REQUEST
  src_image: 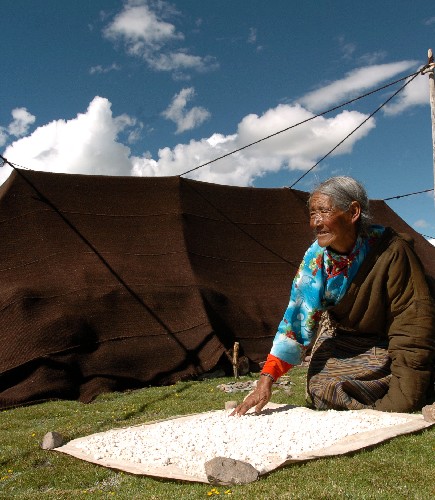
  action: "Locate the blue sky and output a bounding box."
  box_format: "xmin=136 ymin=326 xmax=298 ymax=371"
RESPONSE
xmin=1 ymin=0 xmax=435 ymax=242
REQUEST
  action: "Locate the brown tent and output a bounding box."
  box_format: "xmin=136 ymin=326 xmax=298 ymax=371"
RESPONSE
xmin=1 ymin=169 xmax=434 ymax=408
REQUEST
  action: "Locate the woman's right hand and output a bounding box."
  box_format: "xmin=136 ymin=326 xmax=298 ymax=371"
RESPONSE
xmin=230 ymin=375 xmax=273 ymax=416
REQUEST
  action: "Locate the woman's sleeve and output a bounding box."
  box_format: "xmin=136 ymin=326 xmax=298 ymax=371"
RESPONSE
xmin=374 ymin=241 xmax=435 ymax=412
xmin=262 ymin=244 xmax=324 ymax=380
xmin=260 ymin=284 xmax=304 ymax=380
xmin=261 ymin=353 xmax=293 ymax=381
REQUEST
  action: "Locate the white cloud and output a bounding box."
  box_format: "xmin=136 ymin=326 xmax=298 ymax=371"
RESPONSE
xmin=299 ymin=61 xmax=419 ymax=112
xmin=8 ymin=107 xmax=36 ymax=137
xmin=0 ymin=107 xmax=36 ymax=148
xmin=415 ymin=222 xmax=435 ymax=247
xmin=247 ymin=27 xmax=263 ymax=52
xmin=104 ymin=1 xmax=183 ymax=51
xmin=248 ymin=28 xmax=257 ymax=44
xmin=383 ymin=75 xmax=429 ymax=115
xmin=5 ymin=60 xmax=429 ymax=188
xmin=1 ymin=97 xmax=138 ymax=185
xmin=1 ymin=96 xmax=375 ymax=188
xmin=133 ymin=103 xmax=374 ymax=185
xmin=0 ymin=128 xmax=8 ymax=147
xmin=103 ymin=0 xmax=217 ymax=73
xmin=89 ymin=63 xmax=121 ymax=74
xmin=162 ymin=87 xmax=211 ymax=134
xmin=358 ymin=51 xmax=387 ymax=66
xmin=149 ymin=52 xmax=218 ymax=73
xmin=414 ymin=219 xmax=429 ymax=228
xmin=337 ymin=36 xmax=356 ymax=60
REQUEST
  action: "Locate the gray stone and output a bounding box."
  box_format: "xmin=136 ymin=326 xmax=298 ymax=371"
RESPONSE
xmin=224 ymin=400 xmax=238 ymax=410
xmin=422 ymin=404 xmax=435 ymax=422
xmin=41 ymin=431 xmax=64 ymax=450
xmin=204 ymin=456 xmax=259 ymax=485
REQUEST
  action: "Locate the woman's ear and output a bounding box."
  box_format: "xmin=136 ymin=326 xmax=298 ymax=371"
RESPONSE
xmin=349 ymin=201 xmax=361 ymax=224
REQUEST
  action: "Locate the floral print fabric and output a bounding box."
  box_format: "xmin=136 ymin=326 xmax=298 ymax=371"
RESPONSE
xmin=270 ymin=225 xmax=385 ymax=366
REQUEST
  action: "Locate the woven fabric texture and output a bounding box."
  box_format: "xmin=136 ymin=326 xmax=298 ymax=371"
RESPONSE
xmin=1 ymin=169 xmax=434 ymax=408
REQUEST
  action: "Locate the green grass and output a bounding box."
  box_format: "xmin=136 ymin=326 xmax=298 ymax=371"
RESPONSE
xmin=1 ymin=367 xmax=434 ymax=499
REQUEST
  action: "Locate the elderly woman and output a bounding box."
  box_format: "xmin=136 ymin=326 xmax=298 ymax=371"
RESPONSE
xmin=233 ymin=176 xmax=434 ymax=415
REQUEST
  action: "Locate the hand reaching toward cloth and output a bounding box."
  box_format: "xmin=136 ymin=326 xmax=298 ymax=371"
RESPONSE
xmin=230 ymin=375 xmax=273 ymax=416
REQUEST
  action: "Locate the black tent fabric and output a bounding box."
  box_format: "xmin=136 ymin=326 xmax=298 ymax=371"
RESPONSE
xmin=1 ymin=169 xmax=434 ymax=409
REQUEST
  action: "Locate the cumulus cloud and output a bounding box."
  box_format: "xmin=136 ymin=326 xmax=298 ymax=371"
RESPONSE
xmin=103 ymin=0 xmax=217 ymax=73
xmin=133 ymin=103 xmax=374 ymax=185
xmin=2 ymin=91 xmax=373 ymax=187
xmin=2 ymin=96 xmax=374 ymax=188
xmin=8 ymin=108 xmax=36 ymax=137
xmin=0 ymin=106 xmax=36 ymax=150
xmin=4 ymin=60 xmax=428 ymax=188
xmin=0 ymin=107 xmax=36 ymax=148
xmin=162 ymin=87 xmax=210 ymax=133
xmin=299 ymin=61 xmax=419 ymax=112
xmin=1 ymin=97 xmax=140 ymax=185
xmin=104 ymin=0 xmax=182 ymax=49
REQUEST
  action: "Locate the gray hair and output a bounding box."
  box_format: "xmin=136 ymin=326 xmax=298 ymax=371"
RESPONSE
xmin=308 ymin=176 xmax=372 ymax=236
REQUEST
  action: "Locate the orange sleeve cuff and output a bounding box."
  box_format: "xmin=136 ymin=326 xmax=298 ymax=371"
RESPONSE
xmin=261 ymin=354 xmax=293 ymax=381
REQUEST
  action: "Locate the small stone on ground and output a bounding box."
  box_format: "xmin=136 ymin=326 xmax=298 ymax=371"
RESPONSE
xmin=422 ymin=403 xmax=435 ymax=422
xmin=204 ymin=457 xmax=259 ymax=485
xmin=41 ymin=431 xmax=64 ymax=450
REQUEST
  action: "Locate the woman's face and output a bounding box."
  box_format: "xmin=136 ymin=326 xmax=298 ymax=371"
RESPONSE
xmin=309 ymin=192 xmax=360 ymax=254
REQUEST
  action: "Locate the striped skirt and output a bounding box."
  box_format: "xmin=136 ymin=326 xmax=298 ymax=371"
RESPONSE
xmin=306 ymin=312 xmax=391 ymax=410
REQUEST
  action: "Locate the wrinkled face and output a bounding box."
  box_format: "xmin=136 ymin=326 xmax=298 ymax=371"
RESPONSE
xmin=309 ymin=192 xmax=360 ymax=254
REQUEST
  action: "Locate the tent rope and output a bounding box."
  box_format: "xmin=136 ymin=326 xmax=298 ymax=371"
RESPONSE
xmin=0 ymin=65 xmax=429 ymax=199
xmin=0 ymin=157 xmax=177 ymax=334
xmin=0 ymin=156 xmax=215 ymax=365
xmin=383 ymin=188 xmax=434 ymax=200
xmin=179 ymin=68 xmax=423 ymax=178
xmin=1 ymin=64 xmax=433 ymax=246
xmin=288 ymin=71 xmax=421 ymax=188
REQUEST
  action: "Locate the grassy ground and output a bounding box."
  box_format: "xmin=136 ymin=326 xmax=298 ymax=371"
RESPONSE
xmin=1 ymin=366 xmax=434 ymax=499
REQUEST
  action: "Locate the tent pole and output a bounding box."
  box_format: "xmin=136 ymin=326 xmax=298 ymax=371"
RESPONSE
xmin=426 ymin=49 xmax=435 ymax=204
xmin=232 ymin=342 xmax=240 ymax=379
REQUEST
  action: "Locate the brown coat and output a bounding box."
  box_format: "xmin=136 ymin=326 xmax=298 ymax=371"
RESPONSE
xmin=326 ymin=227 xmax=435 ymax=412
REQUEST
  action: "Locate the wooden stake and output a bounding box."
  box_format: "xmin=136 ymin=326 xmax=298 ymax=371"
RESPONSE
xmin=427 ymin=49 xmax=435 ymax=203
xmin=232 ymin=342 xmax=239 ymax=379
